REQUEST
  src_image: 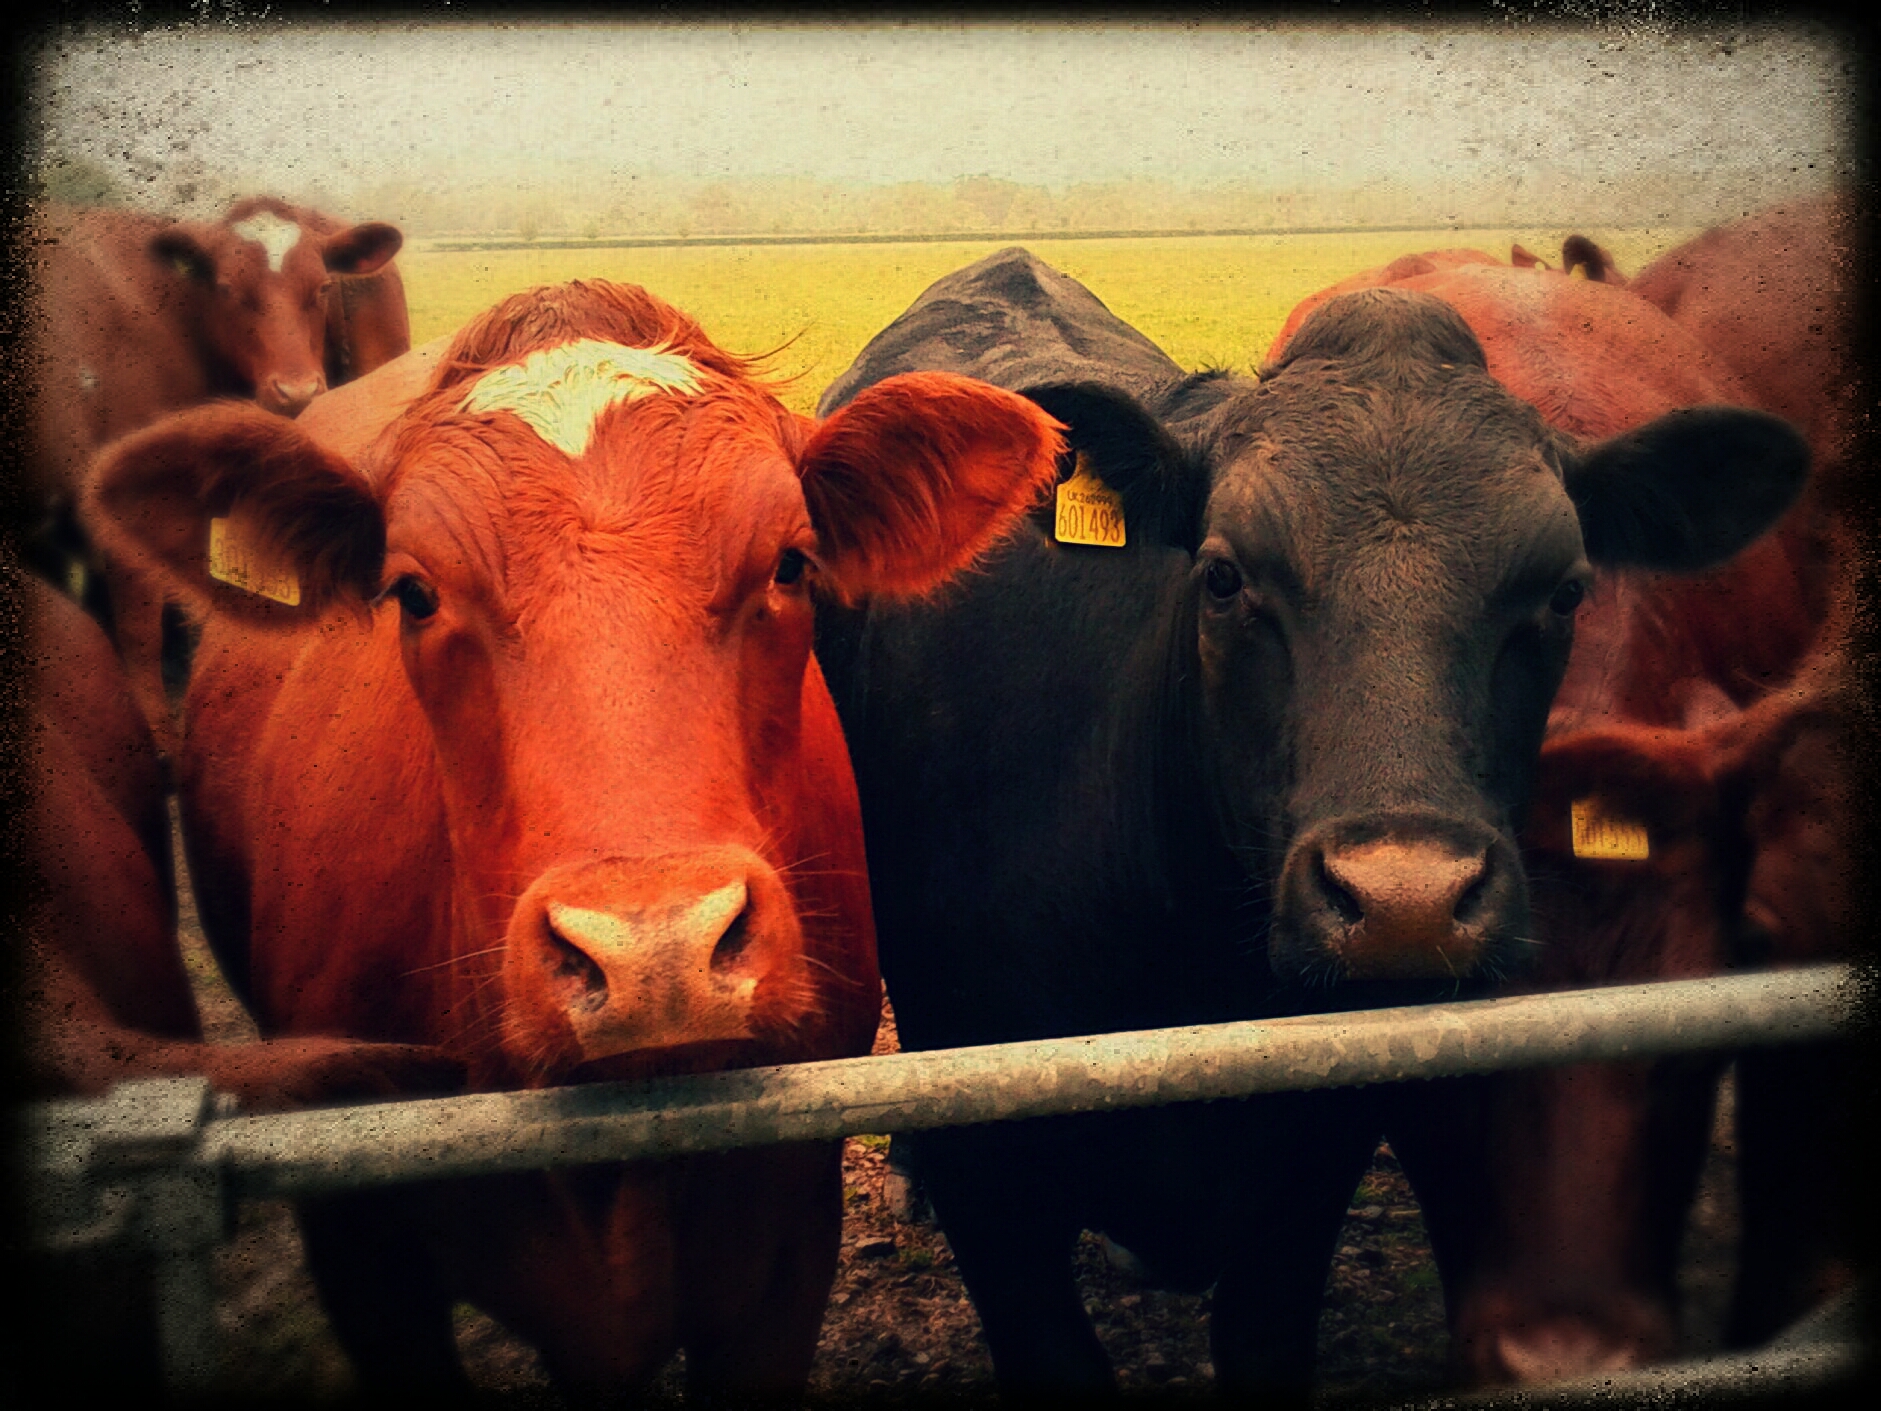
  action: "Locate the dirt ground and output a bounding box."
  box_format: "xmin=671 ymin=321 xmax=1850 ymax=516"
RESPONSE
xmin=171 ymin=809 xmax=1745 ymax=1407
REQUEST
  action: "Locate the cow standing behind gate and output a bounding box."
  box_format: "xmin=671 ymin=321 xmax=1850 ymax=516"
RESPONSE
xmin=811 ymin=246 xmax=1808 ymax=1398
xmin=21 ymin=195 xmax=409 ymax=759
xmin=1267 ymin=242 xmax=1858 ymax=1384
xmin=80 ymin=278 xmax=1064 ymax=1397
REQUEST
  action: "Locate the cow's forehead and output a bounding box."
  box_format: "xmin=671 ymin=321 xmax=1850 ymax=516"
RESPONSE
xmin=460 ymin=339 xmax=706 ymax=459
xmin=1205 ymin=387 xmax=1575 ymax=598
xmin=229 ymin=210 xmax=305 ymax=274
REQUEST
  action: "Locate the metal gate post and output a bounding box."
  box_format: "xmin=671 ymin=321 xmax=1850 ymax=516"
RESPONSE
xmin=20 ymin=1075 xmax=231 ymax=1393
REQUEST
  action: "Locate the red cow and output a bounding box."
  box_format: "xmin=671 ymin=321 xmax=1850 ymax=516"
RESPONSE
xmin=1270 ymin=256 xmax=1851 ymax=1382
xmin=82 ymin=278 xmax=1063 ymax=1397
xmin=14 ymin=568 xmax=463 ymax=1391
xmin=1393 ymin=648 xmax=1856 ymax=1384
xmin=23 ymin=195 xmax=408 ymax=757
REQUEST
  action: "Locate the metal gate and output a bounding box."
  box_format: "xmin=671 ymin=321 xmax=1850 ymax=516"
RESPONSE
xmin=17 ymin=961 xmax=1865 ymax=1403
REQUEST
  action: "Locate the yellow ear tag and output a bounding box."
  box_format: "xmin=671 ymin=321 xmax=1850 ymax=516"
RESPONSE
xmin=208 ymin=517 xmax=301 ymax=606
xmin=1570 ymin=798 xmax=1650 ymax=860
xmin=1054 ymin=452 xmax=1127 ymax=548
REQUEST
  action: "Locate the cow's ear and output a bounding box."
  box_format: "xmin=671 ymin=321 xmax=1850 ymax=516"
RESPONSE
xmin=796 ymin=371 xmax=1063 ymax=601
xmin=1019 ymin=382 xmax=1206 ymax=552
xmin=83 ymin=403 xmax=384 ymax=628
xmin=151 ymin=225 xmax=216 ymax=284
xmin=1565 ymin=407 xmax=1808 ymax=572
xmin=322 ymin=222 xmax=403 ymax=277
xmin=1561 ymin=234 xmax=1624 ymax=284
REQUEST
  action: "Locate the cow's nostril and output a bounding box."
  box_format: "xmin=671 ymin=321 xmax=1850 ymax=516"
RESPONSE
xmin=1454 ymin=865 xmax=1490 ymax=926
xmin=1317 ymin=850 xmax=1365 ymax=925
xmin=710 ymin=905 xmax=754 ymax=973
xmin=543 ymin=914 xmax=606 ymax=998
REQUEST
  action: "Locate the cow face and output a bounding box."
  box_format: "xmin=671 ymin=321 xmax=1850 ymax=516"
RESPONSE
xmin=1036 ymin=289 xmax=1806 ymax=988
xmin=1210 ymin=292 xmax=1805 ymax=985
xmin=152 ymin=199 xmax=402 ymax=416
xmin=85 ymin=281 xmax=1061 ymax=1089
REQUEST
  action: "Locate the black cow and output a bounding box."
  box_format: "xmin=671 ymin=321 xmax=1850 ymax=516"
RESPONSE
xmin=812 ymin=248 xmax=1808 ymax=1398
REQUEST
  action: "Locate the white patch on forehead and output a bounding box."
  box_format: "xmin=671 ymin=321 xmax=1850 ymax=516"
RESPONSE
xmin=230 ymin=211 xmax=304 ymax=273
xmin=460 ymin=339 xmax=705 ymax=458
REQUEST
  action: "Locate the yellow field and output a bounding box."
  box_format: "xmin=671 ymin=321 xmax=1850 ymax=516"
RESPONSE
xmin=399 ymin=228 xmax=1697 ymax=416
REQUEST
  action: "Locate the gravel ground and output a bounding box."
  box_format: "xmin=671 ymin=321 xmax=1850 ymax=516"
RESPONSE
xmin=170 ymin=806 xmax=1743 ymax=1407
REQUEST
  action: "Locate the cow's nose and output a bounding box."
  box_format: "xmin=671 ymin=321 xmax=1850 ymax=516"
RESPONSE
xmin=549 ymin=875 xmax=750 ymax=993
xmin=263 ymin=374 xmax=325 ymax=417
xmin=542 ymin=879 xmax=757 ymax=1055
xmin=1320 ymin=837 xmax=1487 ymax=962
xmin=1278 ymin=817 xmax=1525 ymax=981
xmin=1486 ymin=1312 xmax=1670 ymax=1385
xmin=505 ymin=851 xmax=800 ymax=1072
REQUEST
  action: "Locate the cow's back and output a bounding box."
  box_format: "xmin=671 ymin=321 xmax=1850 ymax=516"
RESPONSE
xmin=818 ymin=246 xmax=1185 ymax=414
xmin=1626 ymin=194 xmax=1853 ymax=475
xmin=25 ymin=205 xmax=211 ymax=511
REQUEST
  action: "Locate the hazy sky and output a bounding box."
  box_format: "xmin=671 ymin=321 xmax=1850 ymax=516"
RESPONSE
xmin=27 ymin=19 xmax=1854 ymax=210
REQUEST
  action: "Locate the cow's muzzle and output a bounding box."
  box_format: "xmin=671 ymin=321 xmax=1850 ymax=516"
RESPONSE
xmin=503 ymin=848 xmax=802 ymax=1071
xmin=1455 ymin=1287 xmax=1677 ymax=1386
xmin=260 ymin=372 xmax=327 ymax=418
xmin=1274 ymin=813 xmax=1527 ymax=981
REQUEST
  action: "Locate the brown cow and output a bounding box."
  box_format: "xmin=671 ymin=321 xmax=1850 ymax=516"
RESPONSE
xmin=1265 ymin=246 xmax=1503 ymax=357
xmin=22 ymin=195 xmax=408 ymax=757
xmin=82 ymin=278 xmax=1064 ymax=1396
xmin=12 ymin=567 xmax=463 ymax=1391
xmin=1393 ymin=649 xmax=1857 ymax=1384
xmin=1269 ymin=255 xmax=1853 ymax=1383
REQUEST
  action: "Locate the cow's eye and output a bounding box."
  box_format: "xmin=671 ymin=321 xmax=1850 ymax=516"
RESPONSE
xmin=774 ymin=548 xmax=810 ymax=587
xmin=1204 ymin=558 xmax=1243 ymax=601
xmin=1549 ymin=579 xmax=1586 ymax=616
xmin=390 ymin=576 xmax=438 ymax=621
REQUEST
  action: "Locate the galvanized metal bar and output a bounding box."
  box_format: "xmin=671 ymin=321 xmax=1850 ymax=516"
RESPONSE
xmin=201 ymin=963 xmax=1857 ymax=1201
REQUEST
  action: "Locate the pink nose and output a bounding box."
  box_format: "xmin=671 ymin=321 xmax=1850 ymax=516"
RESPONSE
xmin=1319 ymin=839 xmax=1489 ymax=973
xmin=263 ymin=375 xmax=325 ymax=416
xmin=1488 ymin=1314 xmax=1666 ymax=1385
xmin=503 ymin=850 xmax=803 ymax=1077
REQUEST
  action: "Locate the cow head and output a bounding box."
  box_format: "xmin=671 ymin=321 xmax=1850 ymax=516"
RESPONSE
xmin=151 ymin=197 xmax=402 ymax=416
xmin=1031 ymin=289 xmax=1807 ymax=988
xmin=85 ymin=279 xmax=1062 ymax=1087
